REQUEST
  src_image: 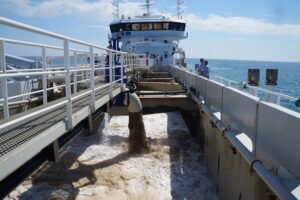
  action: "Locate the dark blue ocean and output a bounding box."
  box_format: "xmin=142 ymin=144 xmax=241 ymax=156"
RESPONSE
xmin=27 ymin=56 xmax=300 ymax=111
xmin=185 ymin=58 xmax=300 ymax=112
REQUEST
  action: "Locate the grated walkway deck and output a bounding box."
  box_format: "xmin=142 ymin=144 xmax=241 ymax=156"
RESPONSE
xmin=0 ymin=83 xmax=121 ymax=158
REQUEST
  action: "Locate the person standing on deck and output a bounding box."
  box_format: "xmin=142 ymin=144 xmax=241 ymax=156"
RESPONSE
xmin=197 ymin=58 xmax=205 ymax=75
xmin=202 ymin=60 xmax=210 ymax=79
xmin=105 ymin=40 xmax=112 ymax=82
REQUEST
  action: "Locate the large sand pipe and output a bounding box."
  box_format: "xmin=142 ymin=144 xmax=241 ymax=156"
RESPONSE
xmin=114 ymin=86 xmax=149 ymax=153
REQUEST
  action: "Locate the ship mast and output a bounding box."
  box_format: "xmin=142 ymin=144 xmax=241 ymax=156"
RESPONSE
xmin=141 ymin=0 xmax=153 ymax=16
xmin=113 ymin=1 xmax=119 ymax=20
xmin=177 ymin=0 xmax=184 ymax=19
xmin=146 ymin=0 xmax=150 ymax=15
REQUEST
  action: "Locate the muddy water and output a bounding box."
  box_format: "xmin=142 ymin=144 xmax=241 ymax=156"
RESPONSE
xmin=128 ymin=112 xmax=149 ymax=153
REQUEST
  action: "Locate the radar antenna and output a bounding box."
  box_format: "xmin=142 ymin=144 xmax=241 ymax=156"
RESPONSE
xmin=113 ymin=1 xmax=119 ymax=20
xmin=177 ymin=0 xmax=184 ymax=19
xmin=141 ymin=0 xmax=154 ymax=16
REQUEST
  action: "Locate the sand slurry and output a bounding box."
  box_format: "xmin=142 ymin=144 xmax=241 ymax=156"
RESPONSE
xmin=5 ymin=112 xmax=218 ymax=200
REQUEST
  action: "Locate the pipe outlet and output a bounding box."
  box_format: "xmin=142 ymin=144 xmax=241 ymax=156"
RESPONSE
xmin=124 ymin=92 xmax=142 ymax=113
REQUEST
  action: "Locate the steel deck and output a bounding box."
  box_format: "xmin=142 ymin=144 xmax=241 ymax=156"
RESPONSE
xmin=0 ymin=83 xmax=120 ymax=159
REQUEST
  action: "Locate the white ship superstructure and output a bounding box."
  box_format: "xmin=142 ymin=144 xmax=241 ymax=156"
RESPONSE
xmin=109 ymin=0 xmax=187 ymax=66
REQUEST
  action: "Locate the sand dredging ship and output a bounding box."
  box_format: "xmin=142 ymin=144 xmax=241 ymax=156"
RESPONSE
xmin=0 ymin=1 xmax=300 ymax=199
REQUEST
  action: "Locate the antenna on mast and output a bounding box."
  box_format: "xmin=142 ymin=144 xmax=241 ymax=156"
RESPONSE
xmin=141 ymin=0 xmax=154 ymax=16
xmin=113 ymin=1 xmax=119 ymax=20
xmin=177 ymin=0 xmax=184 ymax=19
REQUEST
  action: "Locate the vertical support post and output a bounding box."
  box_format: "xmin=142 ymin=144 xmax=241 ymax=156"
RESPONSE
xmin=254 ymin=88 xmax=258 ymax=97
xmin=112 ymin=53 xmax=115 ymax=82
xmin=73 ymin=51 xmax=77 ymax=95
xmin=89 ymin=46 xmax=95 ymax=111
xmin=109 ymin=51 xmax=113 ymax=99
xmin=80 ymin=54 xmax=84 ymax=83
xmin=266 ymin=85 xmax=274 ymax=103
xmin=48 ymin=139 xmax=59 ymax=162
xmin=276 ymin=96 xmax=281 ymax=105
xmin=64 ymin=39 xmax=73 ymax=130
xmin=0 ymin=40 xmax=9 ymax=119
xmin=120 ymin=53 xmax=124 ymax=85
xmin=42 ymin=47 xmax=47 ymax=105
xmin=88 ymin=111 xmax=94 ymax=133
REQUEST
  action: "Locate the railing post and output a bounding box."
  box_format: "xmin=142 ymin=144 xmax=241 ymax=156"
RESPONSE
xmin=112 ymin=53 xmax=115 ymax=82
xmin=0 ymin=40 xmax=9 ymax=119
xmin=42 ymin=47 xmax=47 ymax=105
xmin=276 ymin=96 xmax=281 ymax=105
xmin=73 ymin=51 xmax=77 ymax=95
xmin=89 ymin=46 xmax=95 ymax=111
xmin=64 ymin=39 xmax=73 ymax=129
xmin=109 ymin=51 xmax=113 ymax=99
xmin=121 ymin=53 xmax=124 ymax=85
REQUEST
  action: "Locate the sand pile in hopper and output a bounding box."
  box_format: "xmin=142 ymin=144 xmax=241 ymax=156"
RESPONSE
xmin=5 ymin=112 xmax=218 ymax=200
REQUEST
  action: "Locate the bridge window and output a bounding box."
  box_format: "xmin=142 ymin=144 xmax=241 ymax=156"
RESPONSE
xmin=169 ymin=22 xmax=177 ymax=30
xmin=153 ymin=23 xmax=162 ymax=30
xmin=110 ymin=22 xmax=185 ymax=33
xmin=132 ymin=23 xmax=140 ymax=30
xmin=124 ymin=24 xmax=132 ymax=31
xmin=177 ymin=23 xmax=185 ymax=31
xmin=141 ymin=23 xmax=153 ymax=30
xmin=163 ymin=23 xmax=169 ymax=30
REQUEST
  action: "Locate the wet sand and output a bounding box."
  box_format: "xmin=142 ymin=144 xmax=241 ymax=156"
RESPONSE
xmin=5 ymin=112 xmax=218 ymax=200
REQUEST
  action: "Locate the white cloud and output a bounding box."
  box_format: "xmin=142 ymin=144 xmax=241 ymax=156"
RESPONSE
xmin=184 ymin=14 xmax=300 ymax=38
xmin=3 ymin=0 xmax=300 ymax=38
xmin=2 ymin=0 xmax=142 ymax=23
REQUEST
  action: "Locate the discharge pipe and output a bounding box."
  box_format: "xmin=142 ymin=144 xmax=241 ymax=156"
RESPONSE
xmin=123 ymin=89 xmax=142 ymax=113
xmin=114 ymin=84 xmax=142 ymax=113
xmin=114 ymin=84 xmax=149 ymax=153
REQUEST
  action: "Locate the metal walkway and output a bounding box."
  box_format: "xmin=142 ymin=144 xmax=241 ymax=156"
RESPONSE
xmin=0 ymin=83 xmax=122 ymax=181
xmin=0 ymin=17 xmax=149 ymax=182
xmin=0 ymin=84 xmax=119 ymax=158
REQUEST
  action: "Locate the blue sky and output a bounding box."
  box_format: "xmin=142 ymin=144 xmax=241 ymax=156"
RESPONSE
xmin=0 ymin=0 xmax=300 ymax=62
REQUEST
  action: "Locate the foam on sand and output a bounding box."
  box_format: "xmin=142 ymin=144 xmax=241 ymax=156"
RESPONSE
xmin=5 ymin=112 xmax=218 ymax=200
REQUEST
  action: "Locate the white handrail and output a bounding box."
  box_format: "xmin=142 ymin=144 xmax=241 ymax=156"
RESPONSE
xmin=0 ymin=17 xmax=127 ymax=53
xmin=172 ymin=65 xmax=298 ymax=107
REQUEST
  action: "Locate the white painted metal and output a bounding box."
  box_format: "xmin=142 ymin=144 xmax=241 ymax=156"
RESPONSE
xmin=0 ymin=40 xmax=9 ymax=119
xmin=205 ymin=80 xmax=224 ymax=112
xmin=0 ymin=17 xmax=125 ymax=53
xmin=210 ymin=74 xmax=297 ymax=106
xmin=42 ymin=47 xmax=47 ymax=105
xmin=256 ymin=102 xmax=300 ymax=179
xmin=109 ymin=51 xmax=113 ymax=99
xmin=89 ymin=46 xmax=95 ymax=112
xmin=172 ymin=66 xmax=299 ymax=199
xmin=222 ymin=87 xmax=259 ymax=152
xmin=73 ymin=51 xmax=77 ymax=95
xmin=64 ymin=39 xmax=73 ymax=129
xmin=121 ymin=54 xmax=124 ymax=85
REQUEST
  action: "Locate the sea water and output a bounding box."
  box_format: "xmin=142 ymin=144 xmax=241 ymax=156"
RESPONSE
xmin=186 ymin=58 xmax=300 ymax=112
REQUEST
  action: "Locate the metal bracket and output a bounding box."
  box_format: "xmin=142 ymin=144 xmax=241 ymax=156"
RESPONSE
xmin=250 ymin=159 xmax=262 ymax=174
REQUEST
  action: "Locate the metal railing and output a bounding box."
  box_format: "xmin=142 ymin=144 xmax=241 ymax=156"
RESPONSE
xmin=209 ymin=74 xmax=298 ymax=107
xmin=0 ymin=17 xmax=145 ymax=128
xmin=172 ymin=63 xmax=298 ymax=110
xmin=170 ymin=65 xmax=300 ymax=200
